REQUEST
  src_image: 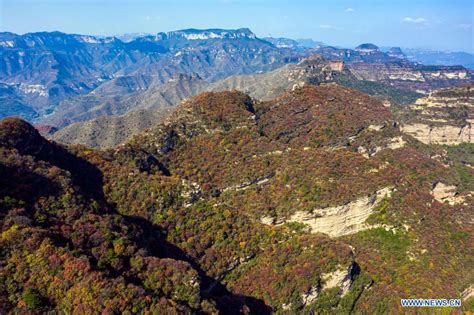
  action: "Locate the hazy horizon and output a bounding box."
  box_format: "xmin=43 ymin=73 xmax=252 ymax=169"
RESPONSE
xmin=1 ymin=0 xmax=473 ymax=52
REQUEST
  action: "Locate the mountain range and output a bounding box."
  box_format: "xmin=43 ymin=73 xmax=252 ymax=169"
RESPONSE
xmin=0 ymin=29 xmax=303 ymax=122
xmin=1 ymin=28 xmax=472 ymax=129
xmin=402 ymin=48 xmax=474 ymax=70
xmin=50 ymin=52 xmax=471 ymax=149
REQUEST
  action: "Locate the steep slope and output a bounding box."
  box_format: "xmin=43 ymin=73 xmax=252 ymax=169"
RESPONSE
xmin=45 ymin=74 xmax=208 ymax=127
xmin=4 ymin=30 xmax=470 ymax=128
xmin=2 ymin=86 xmax=473 ymax=313
xmin=0 ymin=118 xmax=217 ymax=313
xmin=53 ymin=55 xmax=408 ymax=149
xmin=118 ymin=86 xmax=473 ymax=312
xmin=45 ymin=55 xmax=341 ymax=144
xmin=51 ymin=108 xmax=174 ymax=148
xmin=0 ymin=32 xmax=126 ymax=116
xmin=0 ymin=83 xmax=38 ymax=120
xmin=49 ymin=54 xmax=456 ymax=149
xmin=400 ymin=83 xmax=473 ymax=144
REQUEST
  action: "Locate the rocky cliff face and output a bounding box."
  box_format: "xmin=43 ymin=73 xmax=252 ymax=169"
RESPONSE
xmin=208 ymin=55 xmax=347 ymax=101
xmin=400 ymin=83 xmax=473 ymax=144
xmin=283 ymin=187 xmax=394 ymax=237
xmin=157 ymin=28 xmax=257 ymax=41
xmin=348 ymin=62 xmax=471 ymax=93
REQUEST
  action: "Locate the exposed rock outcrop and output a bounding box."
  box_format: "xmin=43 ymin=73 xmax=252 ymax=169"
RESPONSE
xmin=430 ymin=182 xmax=470 ymax=205
xmin=181 ymin=180 xmax=203 ymax=207
xmin=401 ymin=84 xmax=473 ymax=144
xmin=285 ymin=187 xmax=394 ymax=237
xmin=357 ymin=136 xmax=407 ymax=158
xmin=286 ymin=261 xmax=357 ymax=310
xmin=321 ymin=263 xmax=355 ymax=296
xmin=222 ymin=173 xmax=274 ymax=192
xmin=461 ymin=285 xmax=474 ymax=301
xmin=401 ymin=123 xmax=472 ymax=145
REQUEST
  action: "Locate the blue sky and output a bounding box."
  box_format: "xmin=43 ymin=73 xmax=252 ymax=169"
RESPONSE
xmin=1 ymin=0 xmax=473 ymax=51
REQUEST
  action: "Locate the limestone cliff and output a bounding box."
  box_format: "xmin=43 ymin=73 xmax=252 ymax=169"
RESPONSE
xmin=348 ymin=62 xmax=471 ymax=93
xmin=400 ymin=83 xmax=473 ymax=145
xmin=261 ymin=187 xmax=394 ymax=237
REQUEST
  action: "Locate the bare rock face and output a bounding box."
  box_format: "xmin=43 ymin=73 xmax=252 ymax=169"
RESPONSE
xmin=358 ymin=136 xmax=407 ymax=158
xmin=301 ymin=285 xmax=320 ymax=306
xmin=290 ymin=261 xmax=356 ymax=310
xmin=285 ymin=187 xmax=394 ymax=237
xmin=431 ymin=182 xmax=457 ymax=201
xmin=461 ymin=285 xmax=474 ymax=301
xmin=401 ymin=83 xmax=474 ymax=145
xmin=401 ymin=123 xmax=472 ymax=145
xmin=430 ymin=182 xmax=473 ymax=205
xmin=321 ymin=263 xmax=354 ymax=296
xmin=348 ymin=62 xmax=471 ymax=93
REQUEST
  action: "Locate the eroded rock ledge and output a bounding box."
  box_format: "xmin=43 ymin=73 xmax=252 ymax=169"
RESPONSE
xmin=431 ymin=182 xmax=471 ymax=205
xmin=283 ymin=261 xmax=358 ymax=310
xmin=400 ymin=83 xmax=473 ymax=145
xmin=401 ymin=122 xmax=473 ymax=145
xmin=262 ymin=187 xmax=394 ymax=237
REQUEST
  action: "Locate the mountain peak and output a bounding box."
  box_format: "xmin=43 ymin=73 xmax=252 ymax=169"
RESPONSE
xmin=179 ymin=90 xmax=255 ymax=127
xmin=387 ymin=47 xmax=406 ymax=59
xmin=355 ymin=43 xmax=379 ymax=52
xmin=156 ymin=28 xmax=257 ymax=41
xmin=0 ymin=117 xmax=52 ymax=158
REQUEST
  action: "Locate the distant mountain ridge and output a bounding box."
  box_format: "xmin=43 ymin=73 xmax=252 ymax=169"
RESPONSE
xmin=157 ymin=28 xmax=257 ymax=40
xmin=403 ymin=48 xmax=474 ymax=70
xmin=1 ymin=29 xmax=472 ymax=129
xmin=0 ymin=28 xmax=305 ymax=122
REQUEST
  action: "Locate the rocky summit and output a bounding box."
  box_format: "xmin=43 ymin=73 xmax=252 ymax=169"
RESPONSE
xmin=1 ymin=85 xmax=472 ymax=313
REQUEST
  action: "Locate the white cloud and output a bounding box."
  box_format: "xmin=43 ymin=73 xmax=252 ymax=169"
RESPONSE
xmin=455 ymin=23 xmax=472 ymax=29
xmin=403 ymin=17 xmax=428 ymax=24
xmin=346 ymin=8 xmax=355 ymax=12
xmin=319 ymin=24 xmax=344 ymax=30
